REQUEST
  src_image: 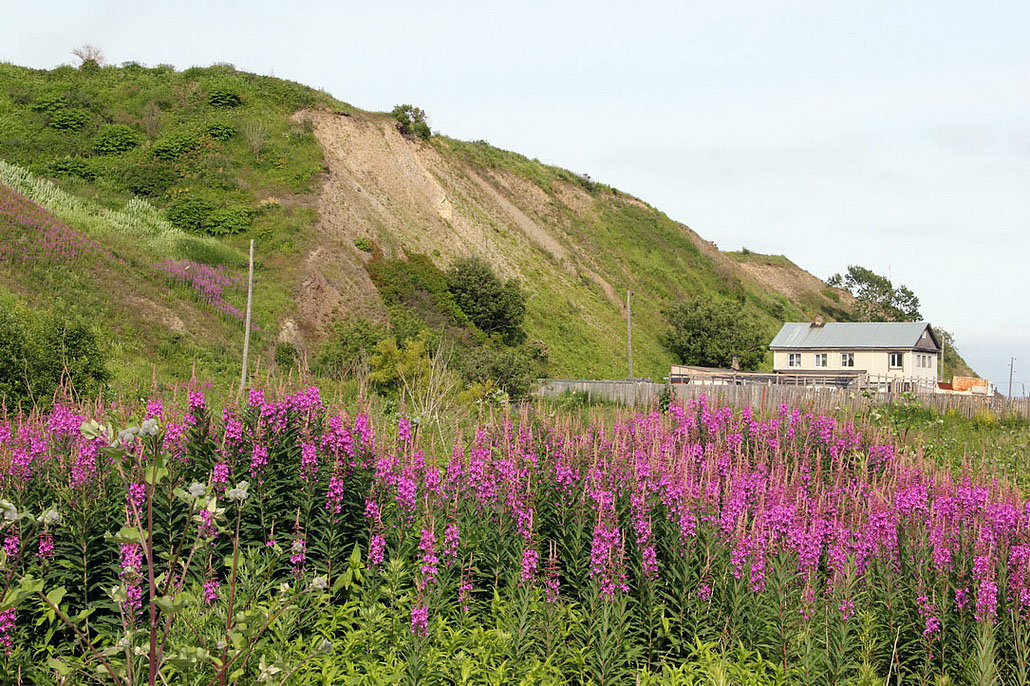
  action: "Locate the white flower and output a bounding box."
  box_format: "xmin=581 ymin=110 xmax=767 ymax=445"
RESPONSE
xmin=2 ymin=504 xmax=17 ymax=521
xmin=319 ymin=639 xmax=332 ymax=653
xmin=311 ymin=575 xmax=328 ymax=591
xmin=140 ymin=418 xmax=159 ymax=436
xmin=118 ymin=429 xmax=136 ymax=445
xmin=225 ymin=482 xmax=250 ymax=502
xmin=188 ymin=482 xmax=206 ymax=498
xmin=291 ymin=539 xmax=305 ymax=553
xmin=40 ymin=509 xmax=61 ymax=525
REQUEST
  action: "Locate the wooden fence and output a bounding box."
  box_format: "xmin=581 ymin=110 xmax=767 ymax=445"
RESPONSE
xmin=536 ymin=379 xmax=1030 ymax=420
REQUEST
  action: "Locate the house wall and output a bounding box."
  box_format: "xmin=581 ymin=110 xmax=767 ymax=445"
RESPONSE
xmin=772 ymin=350 xmax=938 ymax=379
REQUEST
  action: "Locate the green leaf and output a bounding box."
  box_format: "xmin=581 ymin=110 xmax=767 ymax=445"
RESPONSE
xmin=144 ymin=454 xmax=168 ymax=485
xmin=47 ymin=657 xmax=72 ymax=676
xmin=112 ymin=527 xmax=143 ymax=545
xmin=45 ymin=586 xmax=66 ymax=608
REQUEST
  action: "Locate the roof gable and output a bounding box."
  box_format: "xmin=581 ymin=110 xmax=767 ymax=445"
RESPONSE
xmin=769 ymin=322 xmax=941 ymax=350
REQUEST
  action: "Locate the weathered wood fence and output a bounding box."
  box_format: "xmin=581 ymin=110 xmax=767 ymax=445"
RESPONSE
xmin=537 ymin=379 xmax=1030 ymax=420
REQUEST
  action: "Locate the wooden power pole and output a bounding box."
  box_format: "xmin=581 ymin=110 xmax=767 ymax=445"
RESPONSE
xmin=240 ymin=239 xmax=254 ymax=390
xmin=626 ymin=290 xmax=633 ymax=380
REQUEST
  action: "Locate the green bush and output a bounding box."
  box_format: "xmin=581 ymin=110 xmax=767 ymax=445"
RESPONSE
xmin=46 ymin=157 xmax=97 ymax=181
xmin=202 ymin=206 xmax=252 ymax=235
xmin=0 ymin=299 xmax=109 ymax=407
xmin=92 ymin=124 xmax=140 ymax=154
xmin=353 ymin=237 xmax=373 ymax=253
xmin=207 ymin=86 xmax=243 ymax=108
xmin=203 ymin=121 xmax=237 ymax=140
xmin=660 ymin=297 xmax=767 ymax=370
xmin=274 ymin=342 xmax=299 ymax=370
xmin=166 ymin=197 xmax=215 ymax=232
xmin=47 ymin=108 xmax=89 ymax=130
xmin=316 ymin=318 xmax=390 ymax=378
xmin=446 ymin=257 xmax=527 ymax=344
xmin=152 ymin=132 xmax=199 ymax=161
xmin=391 ymin=104 xmax=431 ymax=140
xmin=120 ymin=163 xmax=177 ymax=197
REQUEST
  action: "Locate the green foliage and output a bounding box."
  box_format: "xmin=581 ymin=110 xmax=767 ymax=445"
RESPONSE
xmin=203 ymin=206 xmax=252 ymax=236
xmin=0 ymin=298 xmax=109 ymax=407
xmin=316 ymin=318 xmax=390 ymax=378
xmin=446 ymin=257 xmax=527 ymax=344
xmin=166 ymin=197 xmax=215 ymax=233
xmin=660 ymin=297 xmax=767 ymax=370
xmin=92 ymin=124 xmax=140 ymax=155
xmin=47 ymin=107 xmax=90 ymax=131
xmin=353 ymin=237 xmax=373 ymax=253
xmin=207 ymin=85 xmax=243 ymax=108
xmin=45 ymin=157 xmax=97 ymax=181
xmin=391 ymin=104 xmax=431 ymax=140
xmin=120 ymin=163 xmax=177 ymax=197
xmin=274 ymin=342 xmax=299 ymax=370
xmin=828 ymin=265 xmax=922 ymax=322
xmin=152 ymin=132 xmax=200 ymax=161
xmin=203 ymin=121 xmax=237 ymax=140
xmin=456 ymin=340 xmax=548 ymax=399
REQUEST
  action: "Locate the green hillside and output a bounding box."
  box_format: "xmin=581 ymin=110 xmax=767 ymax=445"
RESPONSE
xmin=0 ymin=60 xmax=974 ymax=394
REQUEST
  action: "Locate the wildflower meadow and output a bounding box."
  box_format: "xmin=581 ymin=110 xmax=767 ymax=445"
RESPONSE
xmin=1 ymin=388 xmax=1028 ymax=684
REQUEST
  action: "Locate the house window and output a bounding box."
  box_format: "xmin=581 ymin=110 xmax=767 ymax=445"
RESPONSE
xmin=788 ymin=353 xmax=801 ymax=368
xmin=889 ymin=352 xmax=903 ymax=369
xmin=841 ymin=353 xmax=855 ymax=368
xmin=814 ymin=353 xmax=828 ymax=368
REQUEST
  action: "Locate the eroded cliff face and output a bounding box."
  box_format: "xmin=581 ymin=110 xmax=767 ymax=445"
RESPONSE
xmin=294 ymin=108 xmax=854 ymax=378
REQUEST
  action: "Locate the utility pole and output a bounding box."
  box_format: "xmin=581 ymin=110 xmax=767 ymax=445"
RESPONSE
xmin=626 ymin=290 xmax=633 ymax=380
xmin=1009 ymin=357 xmax=1016 ymax=399
xmin=240 ymin=239 xmax=254 ymax=391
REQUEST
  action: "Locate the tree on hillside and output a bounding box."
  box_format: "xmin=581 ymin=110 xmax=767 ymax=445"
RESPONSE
xmin=71 ymin=43 xmax=104 ymax=68
xmin=446 ymin=257 xmax=527 ymax=345
xmin=391 ymin=104 xmax=431 ymax=141
xmin=660 ymin=298 xmax=766 ymax=370
xmin=827 ymin=265 xmax=922 ymax=322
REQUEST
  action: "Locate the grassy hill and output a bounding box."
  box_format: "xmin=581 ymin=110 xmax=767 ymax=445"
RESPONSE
xmin=0 ymin=60 xmax=975 ymax=391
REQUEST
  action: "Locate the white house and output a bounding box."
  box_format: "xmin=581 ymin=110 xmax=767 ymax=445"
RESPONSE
xmin=769 ymin=321 xmax=941 ymax=381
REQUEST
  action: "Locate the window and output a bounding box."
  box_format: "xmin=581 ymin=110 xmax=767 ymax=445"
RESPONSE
xmin=888 ymin=352 xmax=903 ymax=369
xmin=814 ymin=353 xmax=828 ymax=368
xmin=788 ymin=353 xmax=801 ymax=368
xmin=841 ymin=353 xmax=855 ymax=368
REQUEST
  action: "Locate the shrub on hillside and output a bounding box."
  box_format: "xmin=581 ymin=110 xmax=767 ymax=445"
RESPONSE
xmin=0 ymin=300 xmax=109 ymax=407
xmin=92 ymin=124 xmax=140 ymax=154
xmin=166 ymin=197 xmax=215 ymax=233
xmin=46 ymin=157 xmax=97 ymax=181
xmin=391 ymin=104 xmax=431 ymax=140
xmin=207 ymin=86 xmax=243 ymax=108
xmin=445 ymin=257 xmax=527 ymax=344
xmin=152 ymin=132 xmax=199 ymax=161
xmin=120 ymin=163 xmax=177 ymax=197
xmin=660 ymin=297 xmax=766 ymax=370
xmin=47 ymin=107 xmax=90 ymax=130
xmin=203 ymin=121 xmax=237 ymax=140
xmin=202 ymin=206 xmax=252 ymax=235
xmin=316 ymin=318 xmax=390 ymax=378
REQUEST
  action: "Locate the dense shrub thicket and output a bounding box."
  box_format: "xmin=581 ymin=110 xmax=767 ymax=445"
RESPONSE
xmin=0 ymin=391 xmax=1028 ymax=683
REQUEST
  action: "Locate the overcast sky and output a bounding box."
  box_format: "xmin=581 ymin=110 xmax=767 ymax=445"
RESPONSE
xmin=6 ymin=0 xmax=1029 ymax=394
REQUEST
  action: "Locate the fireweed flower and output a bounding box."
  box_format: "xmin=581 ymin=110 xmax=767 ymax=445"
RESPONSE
xmin=250 ymin=445 xmax=269 ymax=483
xmin=325 ymin=474 xmax=346 ymax=514
xmin=203 ymin=580 xmax=220 ymax=604
xmin=37 ymin=531 xmax=54 ymax=561
xmin=410 ymin=604 xmax=428 ymax=636
xmin=300 ymin=441 xmax=318 ymax=481
xmin=417 ymin=528 xmax=439 ymax=590
xmin=0 ymin=609 xmax=15 ymax=655
xmin=520 ymin=548 xmax=539 ymax=585
xmin=211 ymin=463 xmax=230 ymax=485
xmin=442 ymin=523 xmax=460 ymax=566
xmin=369 ymin=534 xmax=386 ymax=566
xmin=3 ymin=535 xmax=19 ymax=559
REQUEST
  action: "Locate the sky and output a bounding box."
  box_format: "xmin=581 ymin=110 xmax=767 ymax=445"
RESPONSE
xmin=5 ymin=0 xmax=1029 ymax=395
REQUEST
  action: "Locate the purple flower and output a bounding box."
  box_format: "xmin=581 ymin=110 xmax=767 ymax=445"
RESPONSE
xmin=410 ymin=604 xmax=428 ymax=636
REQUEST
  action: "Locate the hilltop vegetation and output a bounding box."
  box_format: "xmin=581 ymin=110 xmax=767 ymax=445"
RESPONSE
xmin=0 ymin=58 xmax=975 ymax=398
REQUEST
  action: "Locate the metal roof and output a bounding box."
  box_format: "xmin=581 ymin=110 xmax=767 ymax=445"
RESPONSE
xmin=769 ymin=322 xmax=940 ymax=350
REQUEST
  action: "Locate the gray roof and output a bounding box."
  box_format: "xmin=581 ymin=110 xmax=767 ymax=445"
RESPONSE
xmin=769 ymin=322 xmax=940 ymax=350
